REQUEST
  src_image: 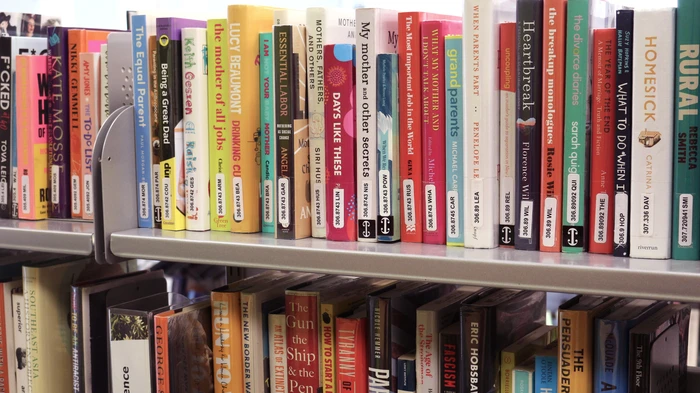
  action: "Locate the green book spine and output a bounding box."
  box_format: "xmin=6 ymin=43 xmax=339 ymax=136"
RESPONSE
xmin=562 ymin=0 xmax=591 ymax=253
xmin=514 ymin=369 xmax=533 ymax=393
xmin=260 ymin=32 xmax=275 ymax=234
xmin=445 ymin=36 xmax=464 ymax=247
xmin=673 ymin=0 xmax=700 ymax=260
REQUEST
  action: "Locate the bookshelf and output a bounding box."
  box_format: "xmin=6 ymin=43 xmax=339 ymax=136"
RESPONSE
xmin=0 ymin=218 xmax=94 ymax=255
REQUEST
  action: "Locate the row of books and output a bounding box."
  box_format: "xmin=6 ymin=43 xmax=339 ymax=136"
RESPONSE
xmin=0 ymin=261 xmax=691 ymax=393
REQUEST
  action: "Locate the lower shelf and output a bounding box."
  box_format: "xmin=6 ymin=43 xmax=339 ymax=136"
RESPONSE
xmin=0 ymin=219 xmax=94 ymax=255
xmin=111 ymin=228 xmax=700 ymax=303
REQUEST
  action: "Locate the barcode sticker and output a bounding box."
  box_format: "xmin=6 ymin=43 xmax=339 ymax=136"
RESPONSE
xmin=333 ymin=188 xmax=344 ymax=229
xmin=72 ymin=175 xmax=80 ymax=214
xmin=679 ymin=194 xmax=693 ymax=247
xmin=425 ymin=185 xmax=437 ymax=232
xmin=233 ymin=177 xmax=244 ymax=222
xmin=278 ymin=178 xmax=289 ymax=228
xmin=51 ymin=165 xmax=59 ymax=204
xmin=447 ymin=190 xmax=459 ymax=238
xmin=264 ymin=180 xmax=274 ymax=224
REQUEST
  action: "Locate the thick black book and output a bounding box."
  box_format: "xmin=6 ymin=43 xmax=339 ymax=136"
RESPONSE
xmin=0 ymin=37 xmax=11 ymax=218
xmin=460 ymin=289 xmax=546 ymax=393
xmin=514 ymin=0 xmax=544 ymax=250
xmin=439 ymin=323 xmax=460 ymax=393
xmin=613 ymin=9 xmax=634 ymax=257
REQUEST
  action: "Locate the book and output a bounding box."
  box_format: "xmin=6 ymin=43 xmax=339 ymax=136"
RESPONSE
xmin=78 ymin=52 xmax=99 ymax=220
xmin=422 ymin=20 xmax=461 ymax=245
xmin=613 ymin=9 xmax=633 ymax=257
xmin=260 ymin=31 xmax=275 ymax=234
xmin=336 ymin=310 xmax=367 ymax=393
xmin=539 ymin=0 xmax=567 ymax=252
xmin=376 ymin=53 xmax=400 ymax=242
xmin=515 ymin=0 xmax=544 ymax=250
xmin=16 ymin=54 xmax=49 ymax=220
xmin=306 ymin=7 xmax=356 ymax=239
xmin=439 ymin=324 xmax=460 ymax=393
xmin=11 ymin=288 xmax=26 ymax=393
xmin=500 ymin=325 xmax=557 ymax=393
xmin=513 ymin=360 xmax=534 ymax=393
xmin=444 ymin=35 xmax=463 ymax=247
xmin=206 ymin=19 xmax=231 ymax=232
xmin=0 ymin=279 xmax=21 ymax=393
xmin=148 ymin=33 xmax=161 ymax=228
xmin=324 ymin=43 xmax=357 ymax=242
xmin=227 ymin=5 xmax=275 ymax=233
xmin=673 ymin=0 xmax=700 ymax=260
xmin=269 ymin=312 xmax=287 ymax=393
xmin=157 ymin=18 xmax=206 ymax=231
xmin=558 ymin=295 xmax=621 ymax=393
xmin=181 ymin=27 xmax=209 ymax=231
xmin=534 ymin=349 xmax=557 ymax=393
xmin=355 ymin=8 xmax=399 ymax=242
xmin=629 ymin=8 xmax=676 ymax=259
xmin=398 ymin=351 xmax=417 ymax=393
xmin=594 ymin=299 xmax=665 ymax=393
xmin=275 ymin=24 xmax=310 ymax=240
xmin=46 ymin=26 xmax=71 ymax=218
xmin=499 ymin=22 xmax=517 ymax=247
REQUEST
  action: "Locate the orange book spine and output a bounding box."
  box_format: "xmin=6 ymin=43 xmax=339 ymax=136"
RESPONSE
xmin=539 ymin=0 xmax=567 ymax=252
xmin=559 ymin=309 xmax=594 ymax=393
xmin=588 ymin=28 xmax=616 ymax=254
xmin=155 ymin=312 xmax=173 ymax=393
xmin=211 ymin=291 xmax=244 ymax=393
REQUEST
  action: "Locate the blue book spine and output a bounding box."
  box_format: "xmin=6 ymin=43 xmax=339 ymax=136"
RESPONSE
xmin=445 ymin=36 xmax=464 ymax=247
xmin=260 ymin=32 xmax=275 ymax=234
xmin=534 ymin=355 xmax=557 ymax=393
xmin=514 ymin=369 xmax=533 ymax=393
xmin=397 ymin=355 xmax=416 ymax=393
xmin=376 ymin=53 xmax=400 ymax=242
xmin=594 ymin=319 xmax=630 ymax=393
xmin=131 ymin=14 xmax=154 ymax=228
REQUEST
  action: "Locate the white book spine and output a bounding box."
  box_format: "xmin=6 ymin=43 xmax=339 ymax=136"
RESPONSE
xmin=79 ymin=52 xmax=100 ymax=220
xmin=356 ymin=8 xmax=399 ymax=242
xmin=464 ymin=0 xmax=500 ymax=249
xmin=416 ymin=310 xmax=438 ymax=393
xmin=268 ymin=313 xmax=287 ymax=393
xmin=182 ymin=28 xmax=210 ymax=231
xmin=100 ymin=43 xmax=109 ymax=127
xmin=108 ymin=313 xmax=152 ymax=393
xmin=3 ymin=283 xmax=20 ymax=393
xmin=629 ymin=8 xmax=675 ymax=259
xmin=241 ymin=294 xmax=256 ymax=393
xmin=12 ymin=290 xmax=26 ymax=393
xmin=307 ymin=7 xmax=356 ymax=239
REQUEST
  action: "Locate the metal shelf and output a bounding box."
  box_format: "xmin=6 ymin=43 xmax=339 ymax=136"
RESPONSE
xmin=111 ymin=228 xmax=700 ymax=303
xmin=0 ymin=219 xmax=94 ymax=255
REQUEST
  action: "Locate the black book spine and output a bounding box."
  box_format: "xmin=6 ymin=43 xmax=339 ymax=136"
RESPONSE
xmin=71 ymin=286 xmax=84 ymax=393
xmin=514 ymin=0 xmax=544 ymax=250
xmin=461 ymin=307 xmax=488 ymax=393
xmin=439 ymin=330 xmax=459 ymax=393
xmin=0 ymin=37 xmax=12 ymax=218
xmin=628 ymin=333 xmax=650 ymax=393
xmin=613 ymin=9 xmax=634 ymax=257
xmin=368 ymin=296 xmax=391 ymax=393
xmin=275 ymin=25 xmax=295 ymax=239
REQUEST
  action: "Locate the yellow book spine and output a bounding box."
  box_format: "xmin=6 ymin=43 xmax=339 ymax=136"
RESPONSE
xmin=559 ymin=310 xmax=593 ymax=393
xmin=228 ymin=5 xmax=274 ymax=233
xmin=212 ymin=291 xmax=244 ymax=393
xmin=500 ymin=351 xmax=515 ymax=393
xmin=320 ymin=303 xmax=336 ymax=393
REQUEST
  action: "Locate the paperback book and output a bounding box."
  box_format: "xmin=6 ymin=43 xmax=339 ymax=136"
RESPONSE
xmin=79 ymin=52 xmax=100 ymax=220
xmin=499 ymin=22 xmax=517 ymax=247
xmin=260 ymin=31 xmax=275 ymax=234
xmin=445 ymin=35 xmax=464 ymax=247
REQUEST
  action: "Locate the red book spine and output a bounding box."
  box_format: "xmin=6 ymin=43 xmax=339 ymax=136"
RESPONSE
xmin=324 ymin=44 xmax=357 ymax=241
xmin=539 ymin=0 xmax=567 ymax=252
xmin=286 ymin=292 xmax=320 ymax=393
xmin=421 ymin=20 xmax=461 ymax=245
xmin=499 ymin=23 xmax=517 ymax=247
xmin=336 ymin=317 xmax=367 ymax=393
xmin=589 ymin=28 xmax=617 ymax=254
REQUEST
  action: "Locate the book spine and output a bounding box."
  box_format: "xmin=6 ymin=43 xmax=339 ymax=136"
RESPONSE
xmin=562 ymin=0 xmax=591 ymax=252
xmin=321 ymin=304 xmax=336 ymax=393
xmin=398 ymin=357 xmax=416 ymax=393
xmin=499 ymin=22 xmax=517 ymax=247
xmin=439 ymin=331 xmax=459 ymax=393
xmin=23 ymin=267 xmax=37 ymax=393
xmin=559 ymin=311 xmax=592 ymax=393
xmin=207 ymin=19 xmax=231 ymax=232
xmin=291 ymin=26 xmax=310 ymax=241
xmin=269 ymin=314 xmax=287 ymax=393
xmin=368 ymin=297 xmax=390 ymax=393
xmin=79 ymin=52 xmax=99 ymax=220
xmin=286 ymin=292 xmax=320 ymax=393
xmin=629 ymin=9 xmax=676 ymax=259
xmin=325 ymin=44 xmax=357 ymax=241
xmin=71 ymin=286 xmax=83 ymax=393
xmin=460 ymin=308 xmax=487 ymax=393
xmin=539 ymin=0 xmax=566 ymax=252
xmin=501 ymin=351 xmax=515 ymax=393
xmin=594 ymin=320 xmax=627 ymax=393
xmin=464 ymin=0 xmax=499 ymax=249
xmin=613 ymin=10 xmax=633 ymax=257
xmin=336 ymin=317 xmax=367 ymax=393
xmin=534 ymin=355 xmax=556 ymax=393
xmin=211 ymin=292 xmax=244 ymax=393
xmin=588 ymin=29 xmax=616 ymax=254
xmin=149 ymin=34 xmax=162 ymax=228
xmin=445 ymin=36 xmax=464 ymax=247
xmin=0 ymin=38 xmax=11 ymax=218
xmin=307 ymin=9 xmax=326 ymax=239
xmin=513 ymin=370 xmax=532 ymax=393
xmin=275 ymin=25 xmax=294 ymax=239
xmin=68 ymin=30 xmax=84 ymax=218
xmin=376 ymin=53 xmax=400 ymax=242
xmin=182 ymin=28 xmax=210 ymax=231
xmin=154 ymin=315 xmax=171 ymax=393
xmin=627 ymin=334 xmax=649 ymax=393
xmin=12 ymin=290 xmax=27 ymax=393
xmin=108 ymin=312 xmax=152 ymax=393
xmin=0 ymin=285 xmax=7 ymax=393
xmin=260 ymin=32 xmax=275 ymax=234
xmin=399 ymin=12 xmax=423 ymax=243
xmin=17 ymin=55 xmax=49 ymax=220
xmin=131 ymin=15 xmax=154 ymax=227
xmin=241 ymin=294 xmax=255 ymax=393
xmin=673 ymin=0 xmax=700 ymax=260
xmin=515 ymin=0 xmax=544 ymax=250
xmin=10 ymin=64 xmax=17 ymax=219
xmin=416 ymin=310 xmax=437 ymax=393
xmin=100 ymin=44 xmax=108 ymax=127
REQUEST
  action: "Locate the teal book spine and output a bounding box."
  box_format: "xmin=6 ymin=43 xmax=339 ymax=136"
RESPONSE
xmin=673 ymin=0 xmax=700 ymax=260
xmin=445 ymin=36 xmax=464 ymax=247
xmin=514 ymin=369 xmax=533 ymax=393
xmin=260 ymin=32 xmax=275 ymax=234
xmin=562 ymin=0 xmax=591 ymax=252
xmin=534 ymin=355 xmax=556 ymax=393
xmin=377 ymin=53 xmax=400 ymax=242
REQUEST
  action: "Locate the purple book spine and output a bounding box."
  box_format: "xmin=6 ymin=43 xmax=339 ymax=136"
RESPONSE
xmin=47 ymin=26 xmax=71 ymax=218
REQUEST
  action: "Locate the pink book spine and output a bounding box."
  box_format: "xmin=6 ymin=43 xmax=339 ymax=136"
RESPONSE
xmin=324 ymin=44 xmax=357 ymax=241
xmin=17 ymin=55 xmax=49 ymax=220
xmin=79 ymin=52 xmax=100 ymax=220
xmin=421 ymin=20 xmax=461 ymax=245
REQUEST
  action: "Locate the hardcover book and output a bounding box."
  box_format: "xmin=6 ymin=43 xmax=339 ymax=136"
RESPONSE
xmin=355 ymin=8 xmax=399 ymax=242
xmin=500 ymin=325 xmax=557 ymax=393
xmin=629 ymin=8 xmax=676 ymax=259
xmin=324 ymin=43 xmax=357 ymax=242
xmin=534 ymin=349 xmax=557 ymax=393
xmin=79 ymin=52 xmax=100 ymax=220
xmin=439 ymin=324 xmax=460 ymax=393
xmin=376 ymin=53 xmax=400 ymax=242
xmin=515 ymin=0 xmax=544 ymax=250
xmin=336 ymin=309 xmax=367 ymax=393
xmin=444 ymin=35 xmax=463 ymax=247
xmin=260 ymin=31 xmax=275 ymax=234
xmin=156 ymin=18 xmax=206 ymax=231
xmin=306 ymin=7 xmax=356 ymax=238
xmin=269 ymin=312 xmax=287 ymax=393
xmin=398 ymin=351 xmax=417 ymax=393
xmin=499 ymin=22 xmax=517 ymax=247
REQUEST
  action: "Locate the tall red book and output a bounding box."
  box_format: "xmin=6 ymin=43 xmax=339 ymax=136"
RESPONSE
xmin=398 ymin=12 xmax=460 ymax=243
xmin=589 ymin=28 xmax=616 ymax=254
xmin=421 ymin=20 xmax=461 ymax=245
xmin=335 ymin=315 xmax=367 ymax=393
